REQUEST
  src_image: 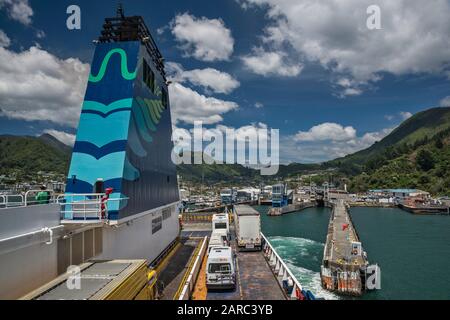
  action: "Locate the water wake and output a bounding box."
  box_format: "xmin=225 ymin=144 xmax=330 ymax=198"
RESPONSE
xmin=268 ymin=236 xmax=340 ymax=300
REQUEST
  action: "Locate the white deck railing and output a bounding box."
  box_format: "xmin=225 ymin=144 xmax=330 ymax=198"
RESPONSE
xmin=261 ymin=232 xmax=307 ymax=300
xmin=0 ymin=190 xmax=58 ymax=208
xmin=57 ymin=193 xmax=129 ymax=222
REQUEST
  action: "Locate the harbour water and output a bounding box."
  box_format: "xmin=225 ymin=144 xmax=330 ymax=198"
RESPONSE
xmin=257 ymin=205 xmax=450 ymax=300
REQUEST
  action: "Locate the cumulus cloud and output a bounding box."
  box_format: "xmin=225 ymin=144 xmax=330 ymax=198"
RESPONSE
xmin=35 ymin=30 xmax=46 ymax=39
xmin=294 ymin=123 xmax=357 ymax=142
xmin=169 ymin=82 xmax=239 ymax=125
xmin=170 ymin=13 xmax=234 ymax=62
xmin=0 ymin=29 xmax=10 ymax=47
xmin=242 ymin=48 xmax=303 ymax=77
xmin=0 ymin=46 xmax=90 ymax=127
xmin=43 ymin=129 xmax=75 ymax=146
xmin=167 ymin=62 xmax=240 ymax=94
xmin=399 ymin=111 xmax=413 ymax=120
xmin=0 ymin=0 xmax=33 ymax=25
xmin=283 ymin=124 xmax=394 ymax=163
xmin=254 ymin=102 xmax=264 ymax=108
xmin=439 ymin=96 xmax=450 ymax=107
xmin=240 ymin=0 xmax=450 ymax=95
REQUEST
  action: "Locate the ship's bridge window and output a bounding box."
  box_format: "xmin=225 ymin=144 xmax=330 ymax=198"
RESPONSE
xmin=143 ymin=59 xmax=155 ymax=93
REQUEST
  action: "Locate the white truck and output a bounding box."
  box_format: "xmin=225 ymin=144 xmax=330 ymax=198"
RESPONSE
xmin=233 ymin=205 xmax=262 ymax=251
xmin=206 ymin=246 xmax=236 ymax=290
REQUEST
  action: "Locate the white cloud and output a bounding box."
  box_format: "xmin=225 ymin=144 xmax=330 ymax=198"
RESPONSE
xmin=294 ymin=123 xmax=357 ymax=142
xmin=167 ymin=62 xmax=240 ymax=94
xmin=241 ymin=0 xmax=450 ymax=95
xmin=283 ymin=124 xmax=394 ymax=163
xmin=35 ymin=30 xmax=46 ymax=39
xmin=242 ymin=48 xmax=303 ymax=77
xmin=439 ymin=96 xmax=450 ymax=107
xmin=399 ymin=111 xmax=413 ymax=120
xmin=169 ymin=82 xmax=239 ymax=125
xmin=43 ymin=129 xmax=75 ymax=146
xmin=0 ymin=29 xmax=10 ymax=47
xmin=0 ymin=0 xmax=33 ymax=25
xmin=254 ymin=102 xmax=264 ymax=108
xmin=0 ymin=46 xmax=90 ymax=127
xmin=171 ymin=13 xmax=234 ymax=62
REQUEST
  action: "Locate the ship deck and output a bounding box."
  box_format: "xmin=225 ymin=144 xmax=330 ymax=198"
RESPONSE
xmin=196 ymin=226 xmax=286 ymax=300
xmin=157 ymin=237 xmax=202 ymax=300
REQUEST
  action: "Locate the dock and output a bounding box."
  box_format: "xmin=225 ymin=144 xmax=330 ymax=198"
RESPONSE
xmin=321 ymin=200 xmax=368 ymax=296
xmin=268 ymin=202 xmax=316 ymax=216
xmin=399 ymin=203 xmax=449 ymax=215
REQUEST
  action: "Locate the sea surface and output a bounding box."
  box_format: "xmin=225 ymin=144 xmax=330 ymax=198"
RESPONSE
xmin=257 ymin=205 xmax=450 ymax=300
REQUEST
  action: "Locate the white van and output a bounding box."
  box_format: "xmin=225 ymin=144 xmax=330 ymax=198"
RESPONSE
xmin=206 ymin=247 xmax=236 ymax=290
xmin=212 ymin=213 xmax=230 ymax=239
xmin=208 ymin=231 xmax=228 ymax=254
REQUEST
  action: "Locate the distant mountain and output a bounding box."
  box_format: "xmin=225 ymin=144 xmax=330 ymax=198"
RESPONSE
xmin=38 ymin=133 xmax=72 ymax=154
xmin=0 ymin=134 xmax=71 ymax=178
xmin=2 ymin=107 xmax=449 ymax=192
xmin=176 ymin=152 xmax=259 ymax=184
xmin=326 ymin=107 xmax=450 ymax=174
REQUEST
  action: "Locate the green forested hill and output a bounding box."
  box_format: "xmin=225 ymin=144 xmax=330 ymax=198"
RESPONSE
xmin=0 ymin=135 xmax=70 ymax=177
xmin=348 ymin=131 xmax=450 ymax=195
xmin=326 ymin=107 xmax=450 ymax=174
xmin=1 ymin=107 xmax=449 ymax=194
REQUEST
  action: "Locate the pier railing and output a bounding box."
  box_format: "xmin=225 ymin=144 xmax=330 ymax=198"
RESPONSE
xmin=261 ymin=233 xmax=306 ymax=300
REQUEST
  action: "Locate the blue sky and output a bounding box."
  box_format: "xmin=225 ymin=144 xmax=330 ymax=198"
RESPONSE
xmin=0 ymin=0 xmax=449 ymax=163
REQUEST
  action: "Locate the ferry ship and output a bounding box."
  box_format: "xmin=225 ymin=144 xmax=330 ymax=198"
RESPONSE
xmin=0 ymin=6 xmax=180 ymax=299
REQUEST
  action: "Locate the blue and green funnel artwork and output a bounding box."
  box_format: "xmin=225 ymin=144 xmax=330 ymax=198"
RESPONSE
xmin=66 ymin=41 xmax=179 ymax=221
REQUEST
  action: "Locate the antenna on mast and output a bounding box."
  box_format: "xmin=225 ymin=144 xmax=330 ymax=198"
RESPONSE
xmin=117 ymin=2 xmax=125 ymax=18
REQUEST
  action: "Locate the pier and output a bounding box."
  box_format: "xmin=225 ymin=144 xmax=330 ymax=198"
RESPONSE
xmin=321 ymin=200 xmax=368 ymax=296
xmin=268 ymin=202 xmax=316 ymax=216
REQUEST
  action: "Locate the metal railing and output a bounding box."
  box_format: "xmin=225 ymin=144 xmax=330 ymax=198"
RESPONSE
xmin=0 ymin=194 xmax=25 ymax=208
xmin=261 ymin=232 xmax=307 ymax=300
xmin=0 ymin=190 xmax=58 ymax=209
xmin=58 ymin=193 xmax=129 ymax=222
xmin=25 ymin=190 xmax=57 ymax=206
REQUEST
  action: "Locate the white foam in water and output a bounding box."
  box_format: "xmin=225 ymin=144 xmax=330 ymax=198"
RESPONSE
xmin=268 ymin=236 xmax=340 ymax=300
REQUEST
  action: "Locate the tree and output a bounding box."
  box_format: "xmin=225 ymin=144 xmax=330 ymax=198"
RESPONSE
xmin=435 ymin=139 xmax=444 ymax=149
xmin=416 ymin=149 xmax=435 ymax=171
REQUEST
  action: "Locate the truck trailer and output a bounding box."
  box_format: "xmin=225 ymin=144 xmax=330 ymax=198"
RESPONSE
xmin=233 ymin=205 xmax=262 ymax=251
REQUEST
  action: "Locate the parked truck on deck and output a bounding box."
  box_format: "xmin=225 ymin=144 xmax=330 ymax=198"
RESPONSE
xmin=233 ymin=205 xmax=262 ymax=251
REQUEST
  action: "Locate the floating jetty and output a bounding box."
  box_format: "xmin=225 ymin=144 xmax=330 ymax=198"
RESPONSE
xmin=268 ymin=202 xmax=316 ymax=216
xmin=320 ymin=200 xmax=369 ymax=296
